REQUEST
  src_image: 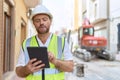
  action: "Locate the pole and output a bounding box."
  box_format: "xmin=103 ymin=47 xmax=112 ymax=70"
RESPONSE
xmin=42 ymin=69 xmax=45 ymax=80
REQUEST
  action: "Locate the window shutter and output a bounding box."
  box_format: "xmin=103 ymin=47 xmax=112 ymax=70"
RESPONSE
xmin=4 ymin=2 xmax=10 ymax=16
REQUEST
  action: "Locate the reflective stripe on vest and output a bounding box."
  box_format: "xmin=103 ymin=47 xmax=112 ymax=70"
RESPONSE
xmin=22 ymin=34 xmax=65 ymax=76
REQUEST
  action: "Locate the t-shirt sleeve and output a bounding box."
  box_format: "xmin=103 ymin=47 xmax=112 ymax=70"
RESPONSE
xmin=16 ymin=47 xmax=26 ymax=67
xmin=63 ymin=40 xmax=73 ymax=60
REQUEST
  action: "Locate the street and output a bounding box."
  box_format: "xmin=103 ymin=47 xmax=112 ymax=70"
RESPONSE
xmin=3 ymin=54 xmax=120 ymax=80
xmin=66 ymin=54 xmax=120 ymax=80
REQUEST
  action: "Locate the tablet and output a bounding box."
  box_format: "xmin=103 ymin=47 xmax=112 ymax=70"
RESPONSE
xmin=27 ymin=47 xmax=50 ymax=68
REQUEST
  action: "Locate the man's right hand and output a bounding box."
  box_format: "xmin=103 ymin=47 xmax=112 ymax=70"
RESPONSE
xmin=25 ymin=58 xmax=45 ymax=74
xmin=16 ymin=58 xmax=45 ymax=77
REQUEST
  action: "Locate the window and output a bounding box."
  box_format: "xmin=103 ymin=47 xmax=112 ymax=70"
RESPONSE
xmin=3 ymin=12 xmax=11 ymax=73
xmin=83 ymin=28 xmax=94 ymax=36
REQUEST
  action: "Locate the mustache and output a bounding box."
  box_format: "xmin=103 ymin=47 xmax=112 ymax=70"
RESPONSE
xmin=39 ymin=24 xmax=46 ymax=28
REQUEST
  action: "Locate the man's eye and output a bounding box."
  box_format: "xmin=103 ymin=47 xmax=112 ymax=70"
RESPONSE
xmin=43 ymin=18 xmax=48 ymax=21
xmin=34 ymin=19 xmax=40 ymax=22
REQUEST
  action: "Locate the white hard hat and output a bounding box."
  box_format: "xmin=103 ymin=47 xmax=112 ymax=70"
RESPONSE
xmin=30 ymin=5 xmax=53 ymax=20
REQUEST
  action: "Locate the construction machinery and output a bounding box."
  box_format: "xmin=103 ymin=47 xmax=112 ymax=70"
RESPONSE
xmin=74 ymin=18 xmax=115 ymax=61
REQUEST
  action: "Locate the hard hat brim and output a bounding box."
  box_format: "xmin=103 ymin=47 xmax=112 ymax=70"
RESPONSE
xmin=31 ymin=13 xmax=53 ymax=20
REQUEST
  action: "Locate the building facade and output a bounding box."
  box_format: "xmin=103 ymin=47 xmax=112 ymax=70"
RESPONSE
xmin=80 ymin=0 xmax=120 ymax=53
xmin=0 ymin=0 xmax=28 ymax=79
xmin=74 ymin=0 xmax=83 ymax=30
xmin=109 ymin=0 xmax=120 ymax=53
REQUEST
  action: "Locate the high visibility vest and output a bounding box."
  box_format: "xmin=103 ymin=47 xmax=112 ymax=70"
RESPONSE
xmin=22 ymin=34 xmax=65 ymax=80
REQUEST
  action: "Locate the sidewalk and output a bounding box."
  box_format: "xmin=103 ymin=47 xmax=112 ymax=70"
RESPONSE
xmin=2 ymin=71 xmax=80 ymax=80
xmin=2 ymin=67 xmax=80 ymax=80
xmin=2 ymin=71 xmax=25 ymax=80
xmin=2 ymin=64 xmax=81 ymax=80
xmin=3 ymin=53 xmax=120 ymax=80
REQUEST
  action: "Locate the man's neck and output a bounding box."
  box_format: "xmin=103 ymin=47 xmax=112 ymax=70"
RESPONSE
xmin=37 ymin=33 xmax=50 ymax=44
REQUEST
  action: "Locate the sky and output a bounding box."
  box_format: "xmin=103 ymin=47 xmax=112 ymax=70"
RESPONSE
xmin=42 ymin=0 xmax=74 ymax=33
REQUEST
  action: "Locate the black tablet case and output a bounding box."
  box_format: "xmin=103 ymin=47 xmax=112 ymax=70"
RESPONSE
xmin=27 ymin=47 xmax=50 ymax=68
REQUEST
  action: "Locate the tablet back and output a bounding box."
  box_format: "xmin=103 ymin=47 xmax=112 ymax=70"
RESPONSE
xmin=27 ymin=47 xmax=50 ymax=68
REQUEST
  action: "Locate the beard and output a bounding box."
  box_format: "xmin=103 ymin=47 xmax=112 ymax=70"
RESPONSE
xmin=36 ymin=25 xmax=49 ymax=34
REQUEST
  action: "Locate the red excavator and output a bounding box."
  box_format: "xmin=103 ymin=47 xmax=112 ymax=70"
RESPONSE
xmin=74 ymin=18 xmax=115 ymax=61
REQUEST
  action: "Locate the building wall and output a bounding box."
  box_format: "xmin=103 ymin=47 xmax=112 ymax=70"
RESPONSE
xmin=110 ymin=0 xmax=120 ymax=18
xmin=109 ymin=0 xmax=120 ymax=52
xmin=110 ymin=18 xmax=120 ymax=52
xmin=14 ymin=0 xmax=28 ymax=68
xmin=87 ymin=0 xmax=107 ymax=23
xmin=0 ymin=0 xmax=27 ymax=79
xmin=74 ymin=0 xmax=79 ymax=30
xmin=94 ymin=20 xmax=108 ymax=38
xmin=0 ymin=0 xmax=4 ymax=79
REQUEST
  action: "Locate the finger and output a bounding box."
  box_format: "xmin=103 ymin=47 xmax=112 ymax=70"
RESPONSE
xmin=28 ymin=63 xmax=44 ymax=73
xmin=33 ymin=68 xmax=44 ymax=72
xmin=32 ymin=60 xmax=42 ymax=67
xmin=48 ymin=51 xmax=53 ymax=54
xmin=29 ymin=58 xmax=37 ymax=64
xmin=49 ymin=56 xmax=53 ymax=61
xmin=47 ymin=51 xmax=49 ymax=54
xmin=32 ymin=64 xmax=45 ymax=72
xmin=35 ymin=64 xmax=45 ymax=69
xmin=48 ymin=55 xmax=52 ymax=60
xmin=48 ymin=52 xmax=51 ymax=57
xmin=49 ymin=54 xmax=54 ymax=60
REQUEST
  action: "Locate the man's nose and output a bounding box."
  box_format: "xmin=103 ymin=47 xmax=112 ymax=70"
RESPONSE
xmin=40 ymin=20 xmax=44 ymax=25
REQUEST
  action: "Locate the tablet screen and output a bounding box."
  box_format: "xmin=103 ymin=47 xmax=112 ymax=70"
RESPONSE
xmin=27 ymin=47 xmax=50 ymax=68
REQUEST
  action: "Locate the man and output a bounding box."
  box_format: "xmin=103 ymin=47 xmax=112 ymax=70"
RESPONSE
xmin=16 ymin=5 xmax=74 ymax=80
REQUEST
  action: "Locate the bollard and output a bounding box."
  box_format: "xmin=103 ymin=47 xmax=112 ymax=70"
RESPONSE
xmin=76 ymin=64 xmax=84 ymax=77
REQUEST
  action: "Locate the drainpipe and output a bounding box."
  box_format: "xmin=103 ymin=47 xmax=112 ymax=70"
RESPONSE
xmin=107 ymin=0 xmax=110 ymax=50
